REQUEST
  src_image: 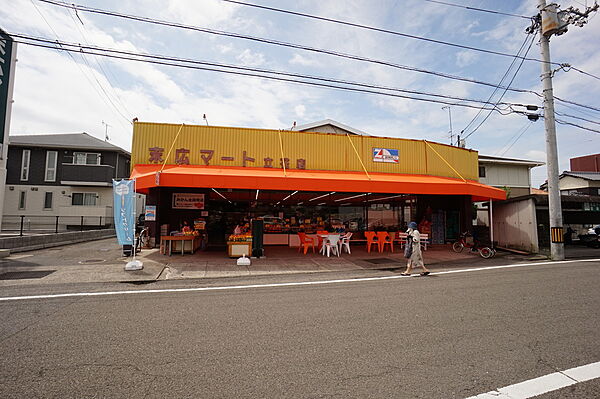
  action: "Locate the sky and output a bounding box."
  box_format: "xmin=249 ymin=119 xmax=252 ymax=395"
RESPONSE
xmin=2 ymin=0 xmax=599 ymax=188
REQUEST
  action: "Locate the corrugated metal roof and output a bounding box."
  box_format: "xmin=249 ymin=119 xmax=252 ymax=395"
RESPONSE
xmin=478 ymin=154 xmax=544 ymax=167
xmin=9 ymin=133 xmax=129 ymax=153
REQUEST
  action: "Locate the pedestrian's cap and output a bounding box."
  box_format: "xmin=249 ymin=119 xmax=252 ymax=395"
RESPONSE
xmin=408 ymin=222 xmax=417 ymax=229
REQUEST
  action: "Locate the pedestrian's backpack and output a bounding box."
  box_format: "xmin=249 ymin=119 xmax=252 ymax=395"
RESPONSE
xmin=404 ymin=234 xmax=413 ymax=258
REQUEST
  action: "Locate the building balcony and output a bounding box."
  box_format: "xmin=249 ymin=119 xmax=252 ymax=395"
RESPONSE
xmin=60 ymin=164 xmax=115 ymax=186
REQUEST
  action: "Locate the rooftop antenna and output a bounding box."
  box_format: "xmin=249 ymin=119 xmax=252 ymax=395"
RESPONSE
xmin=290 ymin=121 xmax=296 ymax=130
xmin=441 ymin=106 xmax=453 ymax=145
xmin=101 ymin=120 xmax=111 ymax=141
xmin=203 ymin=114 xmax=209 ymax=126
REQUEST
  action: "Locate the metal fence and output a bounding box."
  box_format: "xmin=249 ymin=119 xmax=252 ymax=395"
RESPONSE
xmin=1 ymin=215 xmax=114 ymax=236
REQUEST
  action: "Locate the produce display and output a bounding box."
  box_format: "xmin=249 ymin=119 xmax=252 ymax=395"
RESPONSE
xmin=228 ymin=234 xmax=252 ymax=242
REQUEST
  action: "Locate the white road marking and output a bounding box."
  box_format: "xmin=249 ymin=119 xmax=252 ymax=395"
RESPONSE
xmin=0 ymin=258 xmax=598 ymax=302
xmin=465 ymin=361 xmax=600 ymax=399
xmin=4 ymin=254 xmax=34 ymax=260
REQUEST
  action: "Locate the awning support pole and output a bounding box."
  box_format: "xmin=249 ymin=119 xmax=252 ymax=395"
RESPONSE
xmin=277 ymin=130 xmax=287 ymax=177
xmin=424 ymin=140 xmax=466 ymax=182
xmin=161 ymin=123 xmax=185 ymax=172
xmin=489 ymin=198 xmax=494 ymax=248
xmin=346 ymin=134 xmax=371 ymax=180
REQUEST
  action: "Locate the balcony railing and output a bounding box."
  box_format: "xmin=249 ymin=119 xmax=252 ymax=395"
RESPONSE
xmin=60 ymin=163 xmax=115 ymax=184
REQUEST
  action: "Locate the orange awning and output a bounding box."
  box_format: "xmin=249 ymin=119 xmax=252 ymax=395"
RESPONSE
xmin=130 ymin=164 xmax=506 ymax=201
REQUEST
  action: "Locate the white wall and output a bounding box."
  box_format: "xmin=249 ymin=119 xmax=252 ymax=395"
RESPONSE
xmin=559 ymin=175 xmax=590 ymax=190
xmin=492 ymin=198 xmax=539 ymax=253
xmin=479 ymin=163 xmax=531 ymax=188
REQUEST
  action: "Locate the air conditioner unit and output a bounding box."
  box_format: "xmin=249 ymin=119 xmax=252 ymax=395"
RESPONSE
xmin=8 ymin=186 xmax=14 ymax=191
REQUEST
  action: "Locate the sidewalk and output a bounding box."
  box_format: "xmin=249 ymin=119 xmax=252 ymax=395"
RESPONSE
xmin=0 ymin=237 xmax=546 ymax=287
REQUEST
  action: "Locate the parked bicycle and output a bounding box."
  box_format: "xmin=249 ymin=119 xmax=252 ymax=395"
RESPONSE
xmin=452 ymin=232 xmax=495 ymax=259
xmin=135 ymin=226 xmax=150 ymax=253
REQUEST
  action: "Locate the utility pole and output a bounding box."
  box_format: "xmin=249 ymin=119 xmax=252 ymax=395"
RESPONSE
xmin=535 ymin=0 xmax=598 ymax=260
xmin=442 ymin=106 xmax=453 ymax=145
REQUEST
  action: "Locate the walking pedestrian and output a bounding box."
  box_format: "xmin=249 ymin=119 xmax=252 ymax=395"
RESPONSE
xmin=400 ymin=221 xmax=430 ymax=276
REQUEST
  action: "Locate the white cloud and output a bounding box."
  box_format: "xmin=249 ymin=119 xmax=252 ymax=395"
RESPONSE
xmin=294 ymin=104 xmax=306 ymax=118
xmin=236 ymin=49 xmax=266 ymax=67
xmin=289 ymin=53 xmax=318 ymax=67
xmin=525 ymin=150 xmax=546 ymax=161
xmin=456 ymin=51 xmax=478 ymax=68
xmin=164 ymin=0 xmax=239 ymax=27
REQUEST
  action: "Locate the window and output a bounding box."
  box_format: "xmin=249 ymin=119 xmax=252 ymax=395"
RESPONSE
xmin=45 ymin=151 xmax=58 ymax=182
xmin=73 ymin=152 xmax=100 ymax=165
xmin=44 ymin=192 xmax=53 ymax=209
xmin=478 ymin=166 xmax=486 ymax=178
xmin=72 ymin=192 xmax=97 ymax=206
xmin=20 ymin=149 xmax=30 ymax=181
xmin=18 ymin=191 xmax=26 ymax=210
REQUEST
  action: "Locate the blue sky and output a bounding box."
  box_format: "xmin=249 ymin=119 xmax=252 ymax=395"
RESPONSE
xmin=2 ymin=0 xmax=599 ymax=188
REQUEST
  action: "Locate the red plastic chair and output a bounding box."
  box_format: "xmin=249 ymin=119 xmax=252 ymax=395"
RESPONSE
xmin=364 ymin=231 xmax=379 ymax=253
xmin=377 ymin=231 xmax=394 ymax=253
xmin=297 ymin=232 xmax=315 ymax=254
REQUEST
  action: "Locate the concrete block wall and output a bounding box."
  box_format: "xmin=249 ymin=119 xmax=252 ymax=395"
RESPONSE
xmin=0 ymin=229 xmax=116 ymax=253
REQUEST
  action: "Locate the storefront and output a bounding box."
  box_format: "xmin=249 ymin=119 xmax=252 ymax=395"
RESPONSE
xmin=130 ymin=121 xmax=505 ymax=255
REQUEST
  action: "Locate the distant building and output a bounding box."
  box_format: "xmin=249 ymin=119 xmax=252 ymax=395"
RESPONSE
xmin=540 ymin=171 xmax=600 ymax=196
xmin=477 ymin=155 xmax=544 ymax=198
xmin=294 ymin=119 xmax=370 ymax=136
xmin=570 ymin=153 xmax=600 ymax=172
xmin=2 ymin=133 xmax=139 ymax=232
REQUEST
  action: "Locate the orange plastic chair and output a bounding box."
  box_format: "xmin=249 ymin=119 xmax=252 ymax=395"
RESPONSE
xmin=316 ymin=230 xmax=329 ymax=251
xmin=297 ymin=232 xmax=315 ymax=254
xmin=364 ymin=231 xmax=379 ymax=253
xmin=377 ymin=231 xmax=394 ymax=253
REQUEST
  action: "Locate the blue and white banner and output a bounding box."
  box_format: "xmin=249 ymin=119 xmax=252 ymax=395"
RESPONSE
xmin=113 ymin=179 xmax=135 ymax=245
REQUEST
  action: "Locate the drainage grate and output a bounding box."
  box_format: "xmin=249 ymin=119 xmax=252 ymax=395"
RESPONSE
xmin=363 ymin=258 xmax=397 ymax=264
xmin=0 ymin=270 xmax=55 ymax=280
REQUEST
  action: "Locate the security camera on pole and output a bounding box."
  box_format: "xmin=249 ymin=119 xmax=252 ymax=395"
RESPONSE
xmin=536 ymin=0 xmax=598 ymax=260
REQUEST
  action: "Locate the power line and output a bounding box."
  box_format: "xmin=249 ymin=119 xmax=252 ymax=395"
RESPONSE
xmin=216 ymin=0 xmax=535 ymax=58
xmin=66 ymin=7 xmax=133 ymax=118
xmin=554 ymin=95 xmax=600 ymax=113
xmin=421 ymin=0 xmax=532 ymax=19
xmin=570 ymin=66 xmax=600 ymax=81
xmin=14 ymin=35 xmax=540 ymax=116
xmin=498 ymin=122 xmax=534 ymax=156
xmin=461 ymin=32 xmax=534 ymax=138
xmin=554 ymin=111 xmax=600 ymax=126
xmin=37 ymin=0 xmax=600 ymax=89
xmin=554 ymin=118 xmax=600 ymax=134
xmin=12 ymin=33 xmax=540 ymax=111
xmin=28 ymin=0 xmax=131 ymax=127
xmin=463 ymin=32 xmax=537 ymax=140
xmin=35 ymin=0 xmax=551 ymax=94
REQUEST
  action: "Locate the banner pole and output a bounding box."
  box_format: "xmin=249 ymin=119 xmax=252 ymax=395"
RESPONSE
xmin=132 ymin=178 xmax=136 ymax=261
xmin=125 ymin=178 xmax=143 ymax=270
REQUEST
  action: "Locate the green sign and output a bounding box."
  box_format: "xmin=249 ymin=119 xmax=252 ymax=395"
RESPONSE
xmin=0 ymin=30 xmax=14 ymax=145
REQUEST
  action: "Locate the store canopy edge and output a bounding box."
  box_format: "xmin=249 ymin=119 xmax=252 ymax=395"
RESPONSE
xmin=131 ymin=165 xmax=506 ymax=201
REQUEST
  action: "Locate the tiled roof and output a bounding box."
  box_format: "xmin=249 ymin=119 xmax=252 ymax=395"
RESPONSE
xmin=563 ymin=171 xmax=600 ymax=181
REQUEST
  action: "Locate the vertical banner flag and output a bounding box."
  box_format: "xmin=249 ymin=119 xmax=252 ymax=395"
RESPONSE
xmin=113 ymin=179 xmax=135 ymax=245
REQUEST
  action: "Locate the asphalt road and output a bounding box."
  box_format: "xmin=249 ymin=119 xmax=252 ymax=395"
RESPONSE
xmin=0 ymin=260 xmax=599 ymax=398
